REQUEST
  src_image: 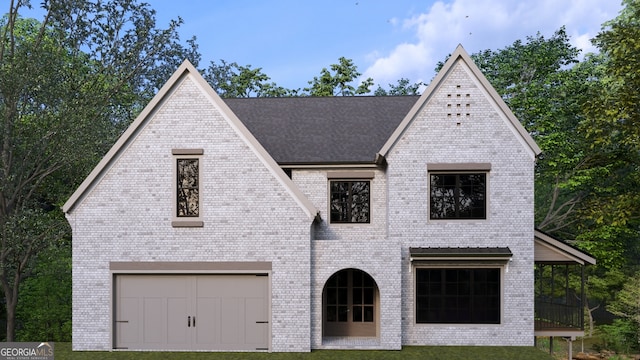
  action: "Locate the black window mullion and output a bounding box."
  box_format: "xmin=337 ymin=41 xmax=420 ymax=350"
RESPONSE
xmin=416 ymin=268 xmax=500 ymax=324
xmin=430 ymin=173 xmax=486 ymax=220
xmin=330 ymin=180 xmax=370 ymax=223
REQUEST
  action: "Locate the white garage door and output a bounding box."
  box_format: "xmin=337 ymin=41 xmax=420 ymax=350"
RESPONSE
xmin=114 ymin=274 xmax=269 ymax=351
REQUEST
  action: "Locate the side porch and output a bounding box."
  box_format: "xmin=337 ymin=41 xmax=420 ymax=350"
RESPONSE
xmin=534 ymin=230 xmax=597 ymax=356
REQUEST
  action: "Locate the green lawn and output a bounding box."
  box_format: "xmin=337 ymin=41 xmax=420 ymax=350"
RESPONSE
xmin=55 ymin=343 xmax=555 ymax=359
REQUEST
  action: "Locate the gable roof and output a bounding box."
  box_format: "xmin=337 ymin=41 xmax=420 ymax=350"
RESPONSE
xmin=534 ymin=229 xmax=596 ymax=265
xmin=63 ymin=60 xmax=318 ymax=220
xmin=224 ymin=96 xmax=419 ymax=165
xmin=378 ymin=44 xmax=542 ymax=159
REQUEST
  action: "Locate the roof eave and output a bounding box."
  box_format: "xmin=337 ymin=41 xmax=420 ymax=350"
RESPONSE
xmin=279 ymin=161 xmax=382 ymax=169
xmin=534 ymin=229 xmax=596 ymax=265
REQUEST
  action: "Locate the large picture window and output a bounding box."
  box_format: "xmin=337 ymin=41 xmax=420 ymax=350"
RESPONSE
xmin=330 ymin=181 xmax=370 ymax=223
xmin=177 ymin=158 xmax=199 ymax=217
xmin=430 ymin=173 xmax=486 ymax=219
xmin=415 ymin=268 xmax=500 ymax=324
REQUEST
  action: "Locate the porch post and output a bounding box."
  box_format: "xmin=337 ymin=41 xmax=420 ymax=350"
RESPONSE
xmin=581 ymin=265 xmax=585 ymax=329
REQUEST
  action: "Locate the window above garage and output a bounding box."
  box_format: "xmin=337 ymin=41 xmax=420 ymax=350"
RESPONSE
xmin=172 ymin=149 xmax=204 ymax=227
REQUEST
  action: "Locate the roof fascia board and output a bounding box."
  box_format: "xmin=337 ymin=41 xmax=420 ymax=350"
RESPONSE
xmin=534 ymin=230 xmax=596 ymax=265
xmin=280 ymin=163 xmax=380 ymax=169
xmin=378 ymin=44 xmax=542 ymax=159
xmin=64 ymin=60 xmax=318 ymax=221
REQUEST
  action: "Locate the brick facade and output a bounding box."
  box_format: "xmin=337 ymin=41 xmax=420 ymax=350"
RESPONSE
xmin=67 ymin=76 xmax=314 ymax=352
xmin=385 ymin=62 xmax=535 ymax=346
xmin=66 ymin=46 xmax=539 ymax=352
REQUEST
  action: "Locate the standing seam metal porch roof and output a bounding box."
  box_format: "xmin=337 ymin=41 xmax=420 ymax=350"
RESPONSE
xmin=223 ymin=96 xmax=420 ymax=165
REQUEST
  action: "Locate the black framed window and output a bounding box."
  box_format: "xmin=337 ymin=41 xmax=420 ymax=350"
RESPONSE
xmin=177 ymin=159 xmax=199 ymax=217
xmin=430 ymin=173 xmax=486 ymax=219
xmin=330 ymin=181 xmax=370 ymax=223
xmin=415 ymin=268 xmax=500 ymax=324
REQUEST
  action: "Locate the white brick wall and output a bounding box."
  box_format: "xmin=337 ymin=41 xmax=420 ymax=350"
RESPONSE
xmin=68 ymin=76 xmax=314 ymax=352
xmin=386 ymin=62 xmax=535 ymax=346
xmin=293 ymin=169 xmax=402 ymax=349
xmin=290 ymin=60 xmax=536 ymax=349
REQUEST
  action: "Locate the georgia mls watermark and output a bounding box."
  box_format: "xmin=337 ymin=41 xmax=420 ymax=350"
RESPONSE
xmin=0 ymin=342 xmax=54 ymax=360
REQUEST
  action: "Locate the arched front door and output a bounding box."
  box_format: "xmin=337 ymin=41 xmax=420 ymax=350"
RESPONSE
xmin=323 ymin=268 xmax=378 ymax=337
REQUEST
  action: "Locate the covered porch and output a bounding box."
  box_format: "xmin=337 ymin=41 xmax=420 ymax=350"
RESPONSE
xmin=534 ymin=230 xmax=596 ymax=355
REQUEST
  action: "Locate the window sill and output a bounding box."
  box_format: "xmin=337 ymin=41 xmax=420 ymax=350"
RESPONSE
xmin=428 ymin=218 xmax=488 ymax=223
xmin=171 ymin=220 xmax=204 ymax=228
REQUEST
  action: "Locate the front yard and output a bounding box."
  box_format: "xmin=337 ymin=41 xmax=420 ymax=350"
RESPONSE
xmin=55 ymin=343 xmax=554 ymax=359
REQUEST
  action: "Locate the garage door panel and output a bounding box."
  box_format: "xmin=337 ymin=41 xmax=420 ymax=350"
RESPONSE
xmin=142 ymin=297 xmax=164 ymax=344
xmin=194 ymin=297 xmax=220 ymax=348
xmin=220 ymin=297 xmax=242 ymax=345
xmin=245 ymin=297 xmax=268 ymax=346
xmin=115 ymin=297 xmax=139 ymax=347
xmin=167 ymin=297 xmax=189 ymax=344
xmin=115 ymin=274 xmax=269 ymax=351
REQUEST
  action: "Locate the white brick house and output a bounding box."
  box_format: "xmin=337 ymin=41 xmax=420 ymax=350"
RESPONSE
xmin=63 ymin=45 xmax=594 ymax=352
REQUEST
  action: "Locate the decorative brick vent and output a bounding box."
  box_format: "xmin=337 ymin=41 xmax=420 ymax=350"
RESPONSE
xmin=447 ymin=85 xmax=471 ymax=125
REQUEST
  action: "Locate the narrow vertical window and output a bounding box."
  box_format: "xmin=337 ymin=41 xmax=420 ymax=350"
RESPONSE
xmin=177 ymin=158 xmax=199 ymax=217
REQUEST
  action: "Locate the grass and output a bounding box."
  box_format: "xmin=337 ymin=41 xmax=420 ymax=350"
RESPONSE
xmin=55 ymin=343 xmax=554 ymax=359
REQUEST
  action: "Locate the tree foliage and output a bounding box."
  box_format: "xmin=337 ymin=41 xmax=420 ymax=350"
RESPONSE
xmin=304 ymin=57 xmax=373 ymax=96
xmin=578 ymin=0 xmax=640 ymax=272
xmin=470 ymin=28 xmax=596 ymax=237
xmin=589 ymin=0 xmax=640 ymax=150
xmin=203 ymin=60 xmax=293 ymax=98
xmin=0 ymin=0 xmax=198 ymax=341
xmin=374 ymin=78 xmax=424 ymax=96
xmin=16 ymin=243 xmax=71 ymax=342
xmin=606 ymin=270 xmax=640 ymax=350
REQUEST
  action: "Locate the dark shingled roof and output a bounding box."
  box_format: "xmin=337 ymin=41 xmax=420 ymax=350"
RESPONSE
xmin=223 ymin=96 xmax=420 ymax=165
xmin=409 ymin=247 xmax=513 ymax=258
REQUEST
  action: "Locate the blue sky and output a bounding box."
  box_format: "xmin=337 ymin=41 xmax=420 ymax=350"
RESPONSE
xmin=20 ymin=0 xmax=624 ymax=90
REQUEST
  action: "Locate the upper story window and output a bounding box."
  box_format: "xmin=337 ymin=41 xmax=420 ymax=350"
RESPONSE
xmin=330 ymin=180 xmax=370 ymax=223
xmin=172 ymin=149 xmax=204 ymax=227
xmin=430 ymin=173 xmax=486 ymax=220
xmin=177 ymin=159 xmax=199 ymax=217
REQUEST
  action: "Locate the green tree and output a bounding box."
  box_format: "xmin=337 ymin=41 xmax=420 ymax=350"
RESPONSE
xmin=578 ymin=0 xmax=640 ymax=270
xmin=607 ymin=270 xmax=640 ymax=350
xmin=589 ymin=0 xmax=640 ymax=150
xmin=304 ymin=57 xmax=373 ymax=96
xmin=16 ymin=243 xmax=71 ymax=342
xmin=374 ymin=78 xmax=424 ymax=96
xmin=203 ymin=60 xmax=294 ymax=97
xmin=469 ymin=28 xmax=595 ymax=237
xmin=0 ymin=0 xmax=199 ymax=341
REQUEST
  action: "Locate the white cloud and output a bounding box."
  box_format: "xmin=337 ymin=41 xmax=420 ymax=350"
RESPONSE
xmin=362 ymin=0 xmax=623 ymax=88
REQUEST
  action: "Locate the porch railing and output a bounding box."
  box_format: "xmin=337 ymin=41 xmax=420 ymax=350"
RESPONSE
xmin=534 ymin=299 xmax=583 ymax=330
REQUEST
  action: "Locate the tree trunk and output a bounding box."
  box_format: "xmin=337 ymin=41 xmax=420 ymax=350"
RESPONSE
xmin=585 ymin=300 xmax=599 ymax=338
xmin=3 ymin=284 xmax=17 ymax=342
